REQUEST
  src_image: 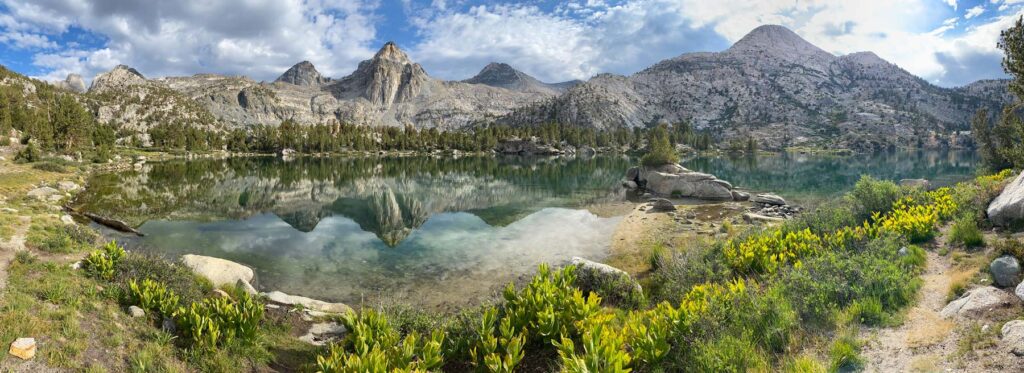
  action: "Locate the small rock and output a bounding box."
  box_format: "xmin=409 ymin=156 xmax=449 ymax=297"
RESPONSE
xmin=265 ymin=304 xmax=281 ymax=310
xmin=8 ymin=338 xmax=35 ymax=360
xmin=685 ymin=212 xmax=697 ymax=219
xmin=211 ymin=289 xmax=231 ymax=299
xmin=742 ymin=212 xmax=784 ymax=224
xmin=56 ymin=181 xmax=79 ymax=191
xmin=128 ymin=305 xmax=145 ymax=318
xmin=898 ymin=246 xmax=908 ymax=256
xmin=237 ymin=279 xmax=258 ymax=295
xmin=60 ymin=214 xmax=74 ymax=225
xmin=990 ymin=255 xmax=1021 ymax=287
xmin=623 ymin=180 xmax=638 ymax=189
xmin=161 ymin=317 xmax=177 ymax=334
xmin=751 ymin=193 xmax=787 ymax=206
xmin=298 ymin=322 xmax=347 ymax=345
xmin=731 ymin=190 xmax=750 ymax=201
xmin=26 ymin=187 xmax=61 ymax=201
xmin=649 ymin=198 xmax=676 ymax=212
xmin=1001 ymin=319 xmax=1024 ymax=356
xmin=70 ymin=261 xmax=81 ymax=270
xmin=0 ymin=207 xmax=18 ymax=213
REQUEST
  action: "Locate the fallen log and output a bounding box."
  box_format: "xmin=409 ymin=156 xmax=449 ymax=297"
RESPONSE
xmin=82 ymin=212 xmax=144 ymax=236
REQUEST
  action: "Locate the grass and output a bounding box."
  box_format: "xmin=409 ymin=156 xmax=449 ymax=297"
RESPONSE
xmin=25 ymin=219 xmax=98 ymax=254
xmin=954 ymin=323 xmax=999 ymax=359
xmin=948 ymin=216 xmax=984 ymax=248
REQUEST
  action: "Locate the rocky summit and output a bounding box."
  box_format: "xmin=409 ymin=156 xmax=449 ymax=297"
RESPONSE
xmin=36 ymin=25 xmax=1012 ymax=149
xmin=501 ymin=24 xmax=1009 ymax=150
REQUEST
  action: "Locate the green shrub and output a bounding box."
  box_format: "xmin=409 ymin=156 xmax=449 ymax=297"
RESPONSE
xmin=572 ymin=266 xmax=646 ymax=309
xmin=640 ymin=124 xmax=679 ymax=167
xmin=846 ymin=176 xmax=904 ymax=220
xmin=13 ymin=142 xmax=40 ymax=163
xmin=175 ymin=292 xmax=264 ymax=349
xmin=555 ymin=321 xmax=632 ymax=373
xmin=645 ymin=243 xmax=732 ymax=305
xmin=316 ymin=309 xmax=444 ymax=372
xmin=842 ymin=297 xmax=888 ymax=326
xmin=828 ymin=332 xmax=862 ymax=372
xmin=116 ymin=252 xmax=211 ymax=305
xmin=129 ymin=278 xmax=181 ymax=317
xmin=782 ymin=355 xmax=827 ymax=373
xmin=83 ymin=241 xmax=126 ymax=280
xmin=32 ymin=161 xmax=66 ymax=173
xmin=691 ymin=335 xmax=768 ymax=372
xmin=994 ymin=238 xmax=1024 ymax=262
xmin=949 ymin=216 xmax=985 ymax=248
xmin=27 ymin=223 xmax=97 ymax=254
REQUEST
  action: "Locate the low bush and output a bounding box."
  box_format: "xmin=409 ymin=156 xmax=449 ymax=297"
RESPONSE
xmin=32 ymin=161 xmax=66 ymax=173
xmin=572 ymin=266 xmax=646 ymax=309
xmin=949 ymin=216 xmax=985 ymax=248
xmin=115 ymin=252 xmax=211 ymax=305
xmin=175 ymin=292 xmax=264 ymax=348
xmin=828 ymin=332 xmax=863 ymax=372
xmin=27 ymin=222 xmax=98 ymax=254
xmin=317 ymin=310 xmax=445 ymax=372
xmin=992 ymin=238 xmax=1024 ymax=261
xmin=129 ymin=278 xmax=181 ymax=317
xmin=13 ymin=141 xmax=40 ymax=163
xmin=846 ymin=176 xmax=905 ymax=221
xmin=83 ymin=241 xmax=126 ymax=280
xmin=645 ymin=244 xmax=732 ymax=305
xmin=723 ymin=228 xmax=821 ymax=274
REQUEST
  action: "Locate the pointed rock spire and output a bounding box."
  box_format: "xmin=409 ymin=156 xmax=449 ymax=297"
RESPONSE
xmin=275 ymin=61 xmax=327 ymax=86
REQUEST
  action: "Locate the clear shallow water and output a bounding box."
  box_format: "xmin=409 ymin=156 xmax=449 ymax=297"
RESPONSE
xmin=76 ymin=150 xmax=977 ymax=309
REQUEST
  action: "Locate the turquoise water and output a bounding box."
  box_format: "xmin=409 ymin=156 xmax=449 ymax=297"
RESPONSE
xmin=76 ymin=150 xmax=978 ymax=309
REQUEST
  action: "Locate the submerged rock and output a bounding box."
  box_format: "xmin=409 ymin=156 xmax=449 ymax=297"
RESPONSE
xmin=181 ymin=254 xmax=255 ymax=288
xmin=988 ymin=172 xmax=1024 ymax=227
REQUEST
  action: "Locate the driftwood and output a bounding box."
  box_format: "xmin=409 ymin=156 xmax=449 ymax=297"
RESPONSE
xmin=82 ymin=212 xmax=144 ymax=236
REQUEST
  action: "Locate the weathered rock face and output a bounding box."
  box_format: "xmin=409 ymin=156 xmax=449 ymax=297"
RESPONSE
xmin=180 ymin=254 xmax=255 ymax=288
xmin=987 ymin=172 xmax=1024 ymax=227
xmin=89 ymin=65 xmax=147 ymax=93
xmin=501 ymin=25 xmax=1009 ymax=150
xmin=57 ymin=73 xmax=87 ymax=93
xmin=941 ymin=286 xmax=1017 ymax=319
xmin=275 ymin=61 xmax=327 ymax=86
xmin=751 ymin=193 xmax=787 ymax=206
xmin=1000 ymin=319 xmax=1024 ymax=356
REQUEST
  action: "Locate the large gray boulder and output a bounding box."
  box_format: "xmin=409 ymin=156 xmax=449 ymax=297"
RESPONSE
xmin=181 ymin=254 xmax=255 ymax=288
xmin=941 ymin=286 xmax=1017 ymax=319
xmin=991 ymin=255 xmax=1021 ymax=287
xmin=751 ymin=193 xmax=787 ymax=206
xmin=640 ymin=168 xmax=734 ymax=200
xmin=988 ymin=172 xmax=1024 ymax=227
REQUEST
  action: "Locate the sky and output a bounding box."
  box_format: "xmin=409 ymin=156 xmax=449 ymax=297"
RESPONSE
xmin=0 ymin=0 xmax=1021 ymax=87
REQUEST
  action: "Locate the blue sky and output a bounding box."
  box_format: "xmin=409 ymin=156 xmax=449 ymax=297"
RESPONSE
xmin=0 ymin=0 xmax=1020 ymax=87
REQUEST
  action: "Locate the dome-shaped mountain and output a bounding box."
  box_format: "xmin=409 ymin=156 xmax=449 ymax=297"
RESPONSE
xmin=57 ymin=73 xmax=87 ymax=93
xmin=275 ymin=61 xmax=327 ymax=86
xmin=89 ymin=65 xmax=146 ymax=93
xmin=463 ymin=62 xmax=579 ymax=93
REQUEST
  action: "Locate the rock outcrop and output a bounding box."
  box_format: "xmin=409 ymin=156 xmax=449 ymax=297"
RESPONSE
xmin=501 ymin=24 xmax=1009 ymax=150
xmin=987 ymin=172 xmax=1024 ymax=227
xmin=941 ymin=286 xmax=1017 ymax=319
xmin=181 ymin=254 xmax=255 ymax=288
xmin=89 ymin=65 xmax=147 ymax=93
xmin=275 ymin=61 xmax=327 ymax=86
xmin=625 ymin=163 xmax=737 ymax=200
xmin=264 ymin=291 xmax=352 ymax=314
xmin=1001 ymin=320 xmax=1024 ymax=356
xmin=57 ymin=73 xmax=86 ymax=93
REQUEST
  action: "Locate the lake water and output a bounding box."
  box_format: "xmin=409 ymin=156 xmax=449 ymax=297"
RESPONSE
xmin=75 ymin=150 xmax=978 ymax=310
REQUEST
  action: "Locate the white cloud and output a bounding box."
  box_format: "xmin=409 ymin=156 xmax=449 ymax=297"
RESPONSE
xmin=3 ymin=0 xmax=381 ymax=84
xmin=965 ymin=5 xmax=986 ymax=19
xmin=0 ymin=31 xmax=57 ymax=49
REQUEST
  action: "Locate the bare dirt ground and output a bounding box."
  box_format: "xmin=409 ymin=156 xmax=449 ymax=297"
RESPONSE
xmin=861 ymin=228 xmax=1024 ymax=372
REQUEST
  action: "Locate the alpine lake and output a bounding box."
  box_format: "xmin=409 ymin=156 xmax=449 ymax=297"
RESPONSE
xmin=73 ymin=150 xmax=978 ymax=311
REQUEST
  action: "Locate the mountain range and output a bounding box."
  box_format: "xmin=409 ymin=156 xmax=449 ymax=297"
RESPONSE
xmin=30 ymin=25 xmax=1019 ymax=149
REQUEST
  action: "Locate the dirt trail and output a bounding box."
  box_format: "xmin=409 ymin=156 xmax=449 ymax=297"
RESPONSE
xmin=0 ymin=215 xmax=30 ymax=292
xmin=861 ymin=249 xmax=957 ymax=372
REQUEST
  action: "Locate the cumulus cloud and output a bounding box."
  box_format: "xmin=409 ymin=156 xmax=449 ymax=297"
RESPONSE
xmin=1 ymin=0 xmax=381 ymax=84
xmin=0 ymin=0 xmax=1019 ymax=87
